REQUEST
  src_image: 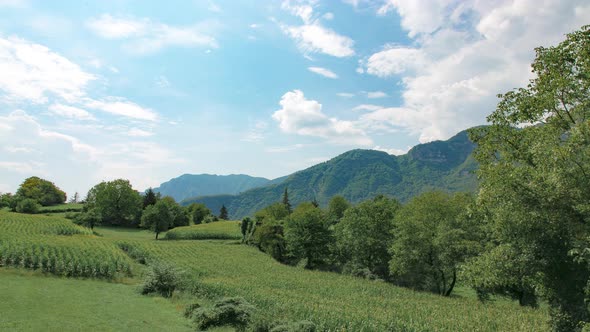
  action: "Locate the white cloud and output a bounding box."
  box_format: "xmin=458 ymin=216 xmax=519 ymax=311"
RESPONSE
xmin=323 ymin=12 xmax=334 ymax=20
xmin=365 ymin=46 xmax=426 ymax=77
xmin=86 ymin=14 xmax=218 ymax=54
xmin=373 ymin=145 xmax=409 ymax=155
xmin=308 ymin=66 xmax=338 ymax=79
xmin=280 ymin=0 xmax=355 ymax=57
xmin=362 ymin=0 xmax=589 ymax=143
xmin=49 ymin=104 xmax=96 ymax=121
xmin=84 ymin=98 xmax=158 ymax=122
xmin=337 ymin=92 xmax=355 ymax=98
xmin=0 ymin=36 xmax=95 ymax=104
xmin=367 ymin=91 xmax=387 ymax=98
xmin=353 ymin=104 xmax=383 ymax=111
xmin=272 ymin=90 xmax=372 ymax=146
xmin=127 ymin=128 xmax=154 ymax=137
xmin=242 ymin=120 xmax=268 ymax=142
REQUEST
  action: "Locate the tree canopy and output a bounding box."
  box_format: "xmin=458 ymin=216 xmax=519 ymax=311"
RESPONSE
xmin=469 ymin=25 xmax=590 ymax=331
xmin=85 ymin=179 xmax=142 ymax=227
xmin=15 ymin=176 xmax=66 ymax=206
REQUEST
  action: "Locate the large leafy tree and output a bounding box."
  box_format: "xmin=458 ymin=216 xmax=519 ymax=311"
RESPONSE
xmin=141 ymin=200 xmax=173 ymax=239
xmin=334 ymin=195 xmax=400 ymax=279
xmin=469 ymin=26 xmax=590 ymax=331
xmin=389 ymin=192 xmax=480 ymax=296
xmin=15 ymin=176 xmax=66 ymax=206
xmin=159 ymin=196 xmax=190 ymax=228
xmin=85 ymin=179 xmax=142 ymax=227
xmin=187 ymin=203 xmax=211 ymax=225
xmin=284 ymin=202 xmax=332 ymax=268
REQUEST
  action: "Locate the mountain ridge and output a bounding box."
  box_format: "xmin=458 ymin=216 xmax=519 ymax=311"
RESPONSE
xmin=179 ymin=129 xmax=478 ymax=219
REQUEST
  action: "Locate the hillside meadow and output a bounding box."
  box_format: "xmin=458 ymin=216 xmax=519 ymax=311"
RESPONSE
xmin=0 ymin=210 xmax=548 ymax=331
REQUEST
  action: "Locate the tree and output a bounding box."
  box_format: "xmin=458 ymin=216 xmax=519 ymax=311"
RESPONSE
xmin=69 ymin=192 xmax=79 ymax=204
xmin=468 ymin=26 xmax=590 ymax=331
xmin=219 ymin=204 xmax=229 ymax=220
xmin=254 ymin=202 xmax=289 ymax=222
xmin=141 ymin=200 xmax=173 ymax=239
xmin=327 ymin=195 xmax=350 ymax=225
xmin=85 ymin=179 xmax=142 ymax=227
xmin=159 ymin=196 xmax=189 ymax=228
xmin=188 ymin=203 xmax=210 ymax=225
xmin=334 ymin=195 xmax=400 ymax=279
xmin=282 ymin=187 xmax=291 ymax=214
xmin=15 ymin=198 xmax=41 ymax=214
xmin=143 ymin=188 xmax=159 ymax=209
xmin=0 ymin=193 xmax=13 ymax=209
xmin=74 ymin=209 xmax=101 ymax=230
xmin=389 ymin=192 xmax=480 ymax=296
xmin=15 ymin=176 xmax=66 ymax=206
xmin=240 ymin=217 xmax=251 ymax=243
xmin=284 ymin=203 xmax=332 ymax=268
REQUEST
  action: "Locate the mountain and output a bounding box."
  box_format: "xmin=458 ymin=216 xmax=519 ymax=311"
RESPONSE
xmin=153 ymin=174 xmax=277 ymax=202
xmin=182 ymin=129 xmax=478 ymax=219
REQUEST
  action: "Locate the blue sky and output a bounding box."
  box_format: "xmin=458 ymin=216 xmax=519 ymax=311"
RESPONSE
xmin=0 ymin=0 xmax=588 ymax=197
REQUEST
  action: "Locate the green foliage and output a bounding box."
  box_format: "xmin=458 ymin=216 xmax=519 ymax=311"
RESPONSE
xmin=73 ymin=209 xmax=101 ymax=230
xmin=187 ymin=202 xmax=210 ymax=224
xmin=241 ymin=217 xmax=251 ymax=242
xmin=252 ymin=220 xmax=286 ymax=262
xmin=140 ymin=262 xmax=182 ymax=298
xmin=140 ymin=200 xmax=172 ymax=239
xmin=389 ymin=192 xmax=480 ymax=296
xmin=159 ymin=196 xmax=190 ymax=228
xmin=327 ymin=195 xmax=350 ymax=224
xmin=0 ymin=193 xmax=13 ymax=209
xmin=85 ymin=179 xmax=142 ymax=227
xmin=284 ymin=204 xmax=332 ymax=268
xmin=15 ymin=198 xmax=41 ymax=214
xmin=282 ymin=187 xmax=291 ymax=214
xmin=469 ymin=25 xmax=590 ymax=331
xmin=165 ymin=221 xmax=242 ymax=240
xmin=334 ymin=195 xmax=400 ymax=279
xmin=255 ymin=202 xmax=290 ymax=222
xmin=219 ymin=204 xmax=229 ymax=220
xmin=15 ymin=176 xmax=66 ymax=206
xmin=142 ymin=188 xmax=159 ymax=209
xmin=189 ymin=297 xmax=254 ymax=332
xmin=203 ymin=214 xmax=219 ymax=223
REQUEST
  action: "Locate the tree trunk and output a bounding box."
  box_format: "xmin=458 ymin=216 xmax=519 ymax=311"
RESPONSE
xmin=444 ymin=270 xmax=457 ymax=297
xmin=155 ymin=232 xmax=159 ymax=240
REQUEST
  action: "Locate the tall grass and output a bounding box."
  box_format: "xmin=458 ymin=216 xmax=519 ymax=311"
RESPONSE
xmin=165 ymin=221 xmax=242 ymax=240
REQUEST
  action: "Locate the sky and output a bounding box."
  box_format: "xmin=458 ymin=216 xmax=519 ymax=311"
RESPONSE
xmin=0 ymin=0 xmax=588 ymax=198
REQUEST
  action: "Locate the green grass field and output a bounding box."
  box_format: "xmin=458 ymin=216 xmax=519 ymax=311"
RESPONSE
xmin=0 ymin=268 xmax=192 ymax=332
xmin=0 ymin=210 xmax=550 ymax=331
xmin=165 ymin=221 xmax=242 ymax=240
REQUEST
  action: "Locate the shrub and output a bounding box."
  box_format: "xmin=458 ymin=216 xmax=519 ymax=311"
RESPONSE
xmin=140 ymin=262 xmax=182 ymax=297
xmin=191 ymin=297 xmax=254 ymax=331
xmin=15 ymin=199 xmax=41 ymax=214
xmin=203 ymin=214 xmax=219 ymax=223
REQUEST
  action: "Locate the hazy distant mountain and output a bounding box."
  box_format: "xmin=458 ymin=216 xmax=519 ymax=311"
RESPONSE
xmin=153 ymin=174 xmax=277 ymax=202
xmin=182 ymin=129 xmax=478 ymax=219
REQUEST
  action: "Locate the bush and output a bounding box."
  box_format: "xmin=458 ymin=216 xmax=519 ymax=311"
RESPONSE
xmin=203 ymin=214 xmax=219 ymax=223
xmin=15 ymin=199 xmax=41 ymax=214
xmin=140 ymin=263 xmax=182 ymax=297
xmin=190 ymin=297 xmax=254 ymax=331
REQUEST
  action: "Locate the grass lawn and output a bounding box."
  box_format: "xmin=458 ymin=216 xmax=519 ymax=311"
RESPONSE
xmin=0 ymin=268 xmax=192 ymax=332
xmin=165 ymin=221 xmax=242 ymax=240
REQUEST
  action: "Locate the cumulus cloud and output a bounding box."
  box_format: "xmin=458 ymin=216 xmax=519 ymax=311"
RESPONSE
xmin=280 ymin=0 xmax=355 ymax=57
xmin=308 ymin=66 xmax=338 ymax=78
xmin=272 ymin=90 xmax=372 ymax=146
xmin=362 ymin=0 xmax=590 ymax=143
xmin=0 ymin=36 xmax=95 ymax=104
xmin=86 ymin=14 xmax=218 ymax=54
